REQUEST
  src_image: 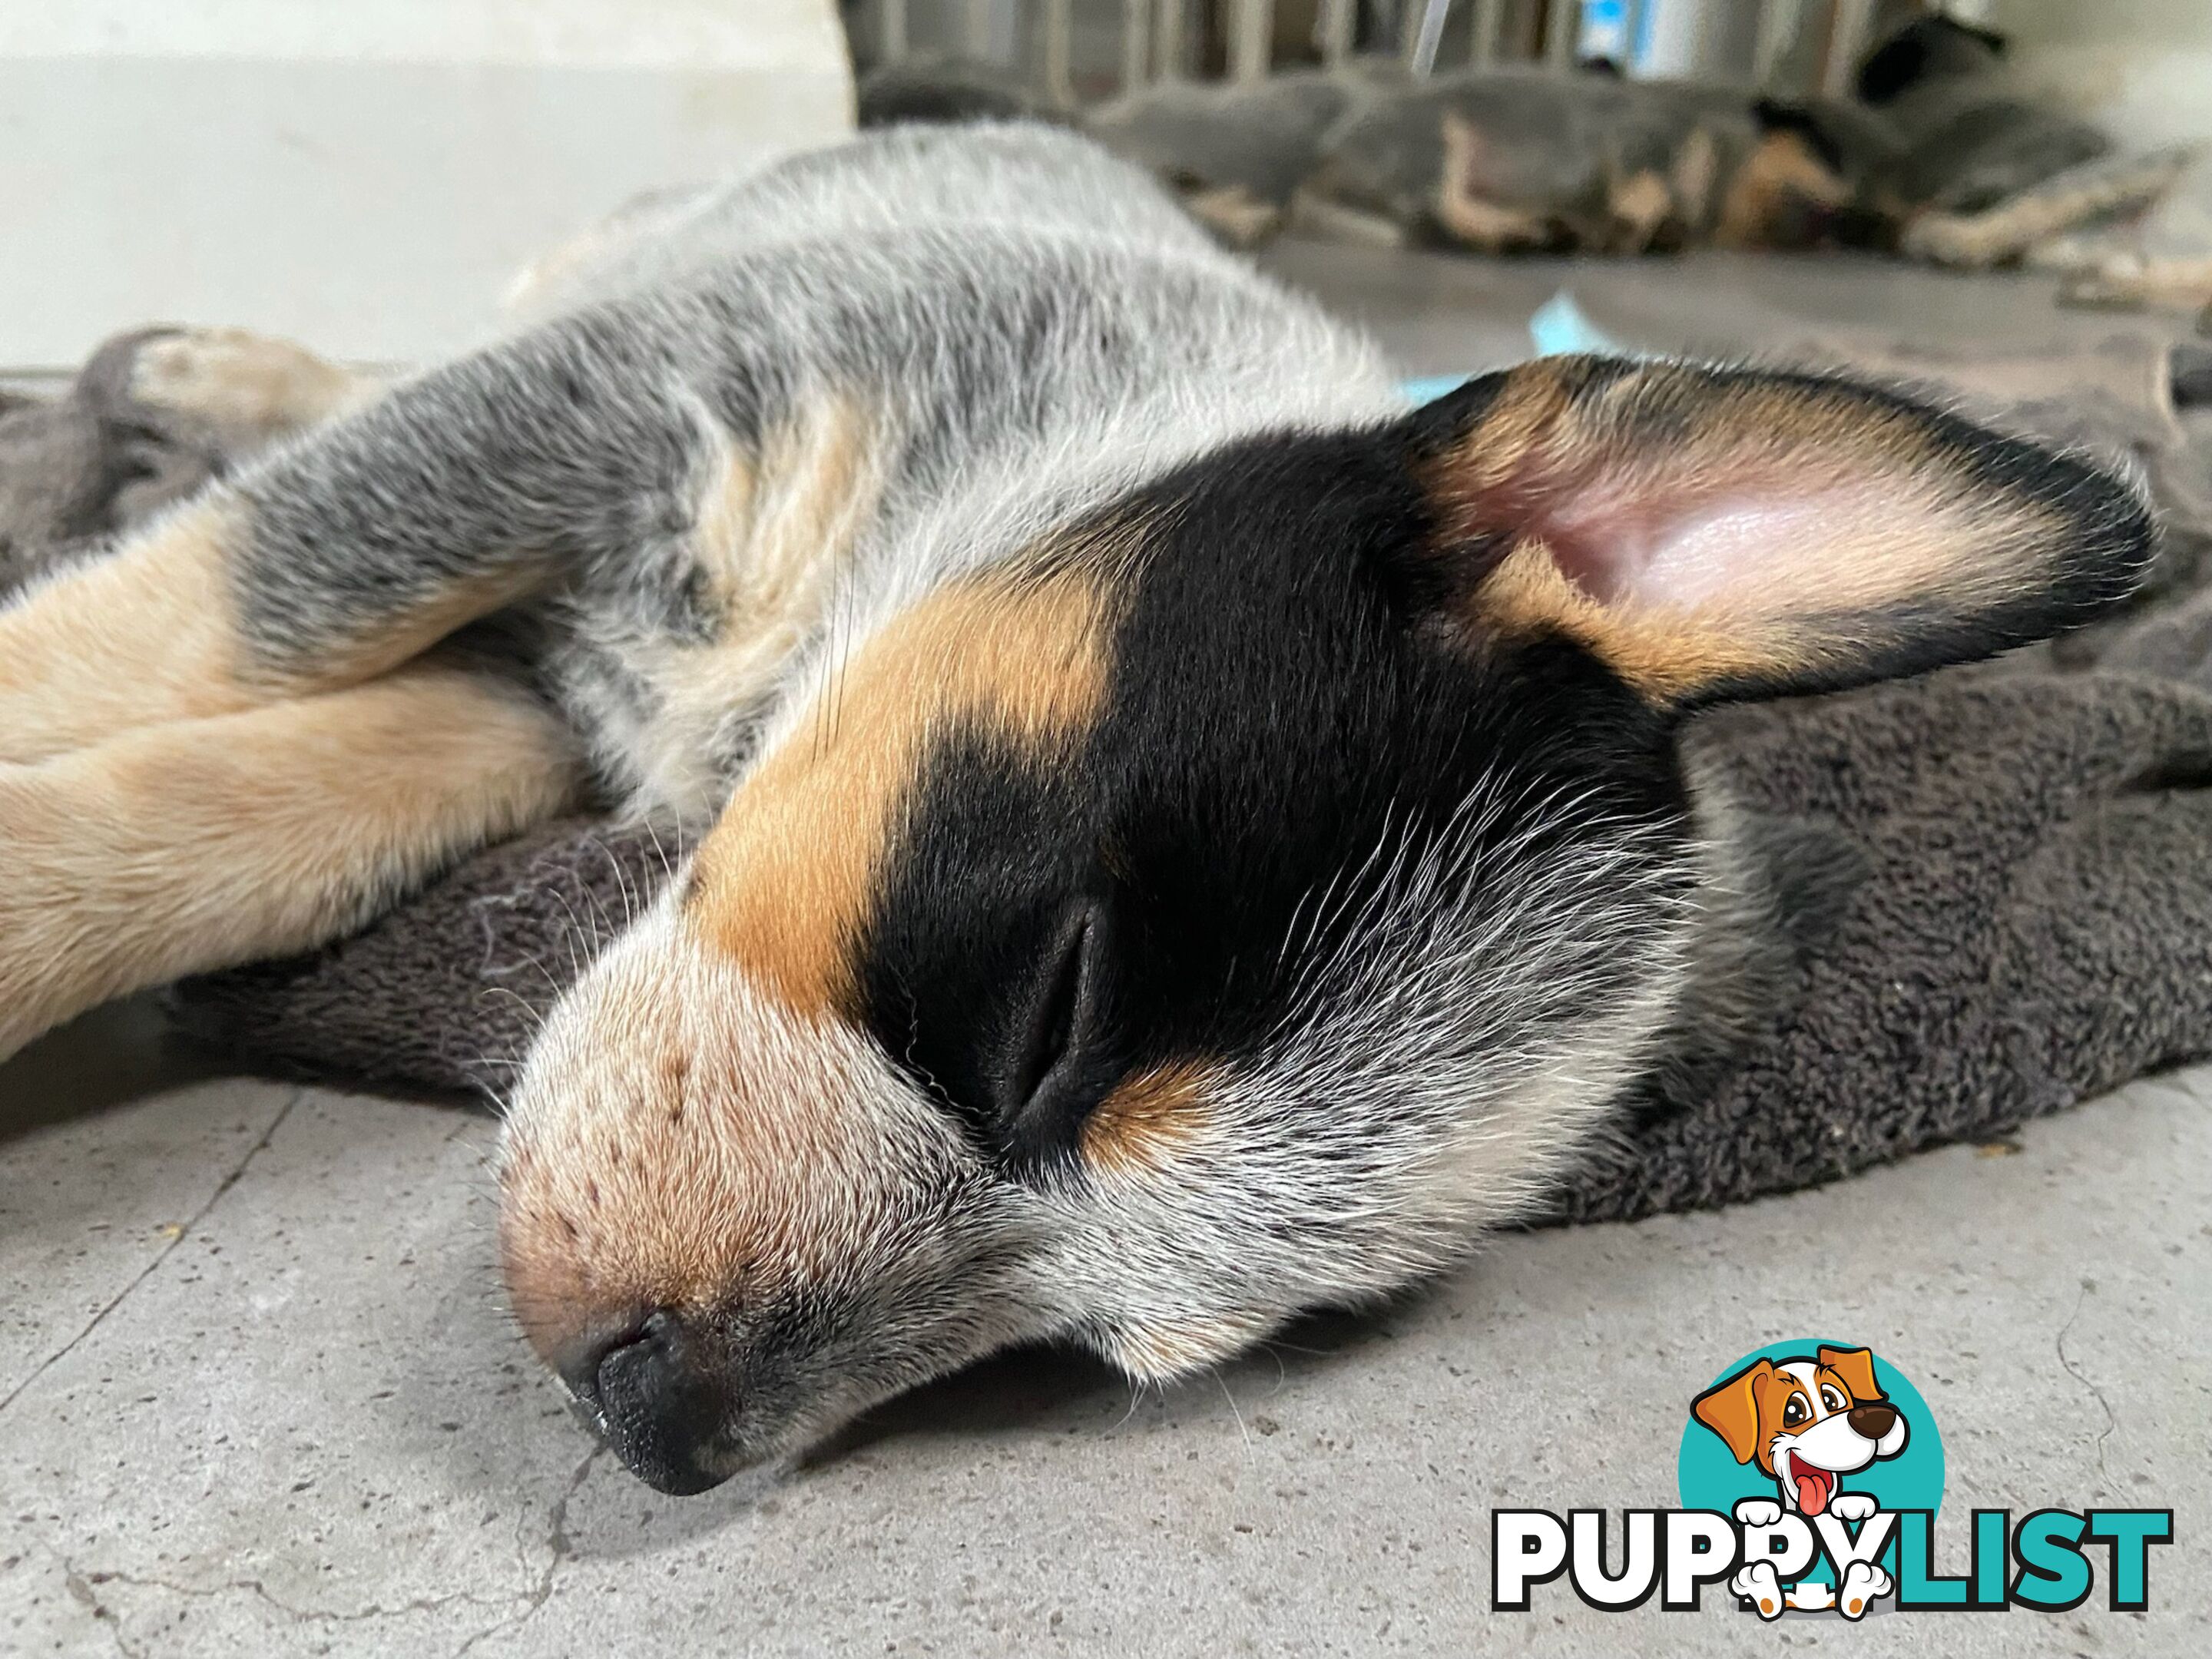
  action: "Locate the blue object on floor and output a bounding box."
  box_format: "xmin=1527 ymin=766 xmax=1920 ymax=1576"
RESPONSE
xmin=1528 ymin=290 xmax=1627 ymax=357
xmin=1398 ymin=290 xmax=1631 ymax=406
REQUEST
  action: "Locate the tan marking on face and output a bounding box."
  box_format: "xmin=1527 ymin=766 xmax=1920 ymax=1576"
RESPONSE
xmin=1435 ymin=113 xmax=1551 ymax=251
xmin=1715 ymin=131 xmax=1852 ymax=249
xmin=497 ymin=922 xmax=965 ymax=1359
xmin=1423 ymin=363 xmax=2060 ymax=697
xmin=1081 ymin=1060 xmax=1214 ymax=1175
xmin=687 ymin=567 xmax=1114 ymax=1018
xmin=0 ymin=664 xmax=577 ymax=1059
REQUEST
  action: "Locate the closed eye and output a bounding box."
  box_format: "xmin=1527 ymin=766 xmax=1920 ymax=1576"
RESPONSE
xmin=1008 ymin=902 xmax=1090 ymax=1113
xmin=992 ymin=896 xmax=1118 ymax=1166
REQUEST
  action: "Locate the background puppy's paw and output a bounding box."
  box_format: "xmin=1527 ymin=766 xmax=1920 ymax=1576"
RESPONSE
xmin=1827 ymin=1492 xmax=1878 ymax=1523
xmin=1733 ymin=1496 xmax=1784 ymax=1527
xmin=118 ymin=326 xmax=363 ymax=449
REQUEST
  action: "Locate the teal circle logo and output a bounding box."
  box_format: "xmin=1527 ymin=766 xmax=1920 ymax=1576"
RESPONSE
xmin=1678 ymin=1339 xmax=1944 ymax=1587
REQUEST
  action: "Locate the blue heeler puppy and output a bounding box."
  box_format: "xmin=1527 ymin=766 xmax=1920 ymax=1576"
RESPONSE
xmin=0 ymin=124 xmax=2150 ymax=1492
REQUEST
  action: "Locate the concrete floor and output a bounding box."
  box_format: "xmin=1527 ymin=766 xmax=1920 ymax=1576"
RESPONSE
xmin=4 ymin=247 xmax=2210 ymax=1654
xmin=2 ymin=1005 xmax=2206 ymax=1656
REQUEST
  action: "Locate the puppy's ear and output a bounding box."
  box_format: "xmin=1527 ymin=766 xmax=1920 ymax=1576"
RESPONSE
xmin=1399 ymin=356 xmax=2151 ymax=707
xmin=1692 ymin=1359 xmax=1773 ymax=1465
xmin=1817 ymin=1345 xmax=1886 ymax=1403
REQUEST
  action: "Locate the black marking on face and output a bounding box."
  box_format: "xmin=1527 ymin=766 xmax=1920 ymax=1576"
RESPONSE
xmin=854 ymin=424 xmax=1689 ymax=1175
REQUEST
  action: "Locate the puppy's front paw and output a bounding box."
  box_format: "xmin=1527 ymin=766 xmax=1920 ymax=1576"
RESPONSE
xmin=1828 ymin=1492 xmax=1878 ymax=1524
xmin=1838 ymin=1559 xmax=1892 ymax=1618
xmin=1730 ymin=1561 xmax=1785 ymax=1620
xmin=1733 ymin=1497 xmax=1784 ymax=1527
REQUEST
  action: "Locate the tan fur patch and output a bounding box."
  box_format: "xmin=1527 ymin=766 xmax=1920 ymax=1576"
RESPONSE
xmin=615 ymin=397 xmax=885 ymax=820
xmin=1081 ymin=1061 xmax=1213 ymax=1175
xmin=1183 ymin=184 xmax=1285 ymax=248
xmin=687 ymin=568 xmax=1114 ymax=1018
xmin=1435 ymin=113 xmax=1551 ymax=251
xmin=0 ymin=664 xmax=578 ymax=1059
xmin=130 ymin=327 xmax=373 ymax=444
xmin=1476 ymin=538 xmax=1794 ymax=701
xmin=0 ymin=489 xmax=540 ymax=765
xmin=497 ymin=929 xmax=957 ymax=1352
xmin=0 ymin=495 xmax=247 ymax=763
xmin=1604 ymin=169 xmax=1674 ymax=253
xmin=311 ymin=559 xmax=555 ymax=690
xmin=1104 ymin=1310 xmax=1269 ymax=1382
xmin=1715 ymin=131 xmax=1851 ymax=250
xmin=1670 ymin=126 xmax=1721 ymax=230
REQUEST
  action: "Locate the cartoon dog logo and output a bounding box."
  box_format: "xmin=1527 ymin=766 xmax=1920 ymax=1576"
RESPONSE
xmin=1692 ymin=1345 xmax=1909 ymax=1616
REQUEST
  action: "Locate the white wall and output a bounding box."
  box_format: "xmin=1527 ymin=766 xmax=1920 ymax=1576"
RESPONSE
xmin=1988 ymin=0 xmax=2212 ymax=148
xmin=0 ymin=2 xmax=855 ymax=366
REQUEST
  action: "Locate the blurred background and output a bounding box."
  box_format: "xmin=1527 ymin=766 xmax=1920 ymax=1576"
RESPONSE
xmin=4 ymin=2 xmax=2209 ymax=367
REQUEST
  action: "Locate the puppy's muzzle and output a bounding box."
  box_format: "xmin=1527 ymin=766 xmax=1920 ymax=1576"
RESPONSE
xmin=560 ymin=1308 xmax=730 ymax=1495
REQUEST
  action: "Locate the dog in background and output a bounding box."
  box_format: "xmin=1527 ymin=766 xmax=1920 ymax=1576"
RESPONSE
xmin=0 ymin=123 xmax=2150 ymax=1494
xmin=1060 ymin=15 xmax=2178 ymax=263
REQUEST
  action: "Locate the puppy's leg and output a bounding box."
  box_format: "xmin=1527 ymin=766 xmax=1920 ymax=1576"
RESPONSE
xmin=0 ymin=321 xmax=671 ymax=762
xmin=0 ymin=492 xmax=294 ymax=762
xmin=0 ymin=663 xmax=578 ymax=1059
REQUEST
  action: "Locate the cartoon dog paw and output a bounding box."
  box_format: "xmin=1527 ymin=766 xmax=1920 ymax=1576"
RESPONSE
xmin=1730 ymin=1561 xmax=1786 ymax=1620
xmin=1838 ymin=1559 xmax=1892 ymax=1619
xmin=1828 ymin=1492 xmax=1879 ymax=1524
xmin=1733 ymin=1497 xmax=1784 ymax=1528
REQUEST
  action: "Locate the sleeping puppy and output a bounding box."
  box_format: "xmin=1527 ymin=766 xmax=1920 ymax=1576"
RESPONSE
xmin=0 ymin=124 xmax=2150 ymax=1493
xmin=1088 ymin=65 xmax=1883 ymax=255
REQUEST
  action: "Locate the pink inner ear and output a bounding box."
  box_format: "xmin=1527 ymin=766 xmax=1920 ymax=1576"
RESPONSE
xmin=1532 ymin=465 xmax=1896 ymax=614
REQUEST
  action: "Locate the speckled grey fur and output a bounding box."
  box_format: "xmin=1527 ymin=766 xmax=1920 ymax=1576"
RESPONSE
xmin=226 ymin=123 xmax=1399 ymax=813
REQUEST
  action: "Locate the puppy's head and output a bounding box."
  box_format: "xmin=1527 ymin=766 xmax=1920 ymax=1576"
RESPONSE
xmin=1693 ymin=1345 xmax=1911 ymax=1514
xmin=501 ymin=357 xmax=2147 ymax=1492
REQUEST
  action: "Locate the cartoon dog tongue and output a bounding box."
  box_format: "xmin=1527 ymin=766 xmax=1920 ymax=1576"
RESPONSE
xmin=1792 ymin=1458 xmax=1836 ymax=1516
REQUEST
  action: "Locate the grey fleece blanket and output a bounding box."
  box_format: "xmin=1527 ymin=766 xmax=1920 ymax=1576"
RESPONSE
xmin=7 ymin=329 xmax=2212 ymax=1225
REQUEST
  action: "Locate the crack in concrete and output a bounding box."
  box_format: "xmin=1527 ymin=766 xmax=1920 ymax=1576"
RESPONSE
xmin=63 ymin=1553 xmax=519 ymax=1631
xmin=60 ymin=1550 xmax=144 ymax=1659
xmin=452 ymin=1442 xmax=607 ymax=1657
xmin=0 ymin=1087 xmax=303 ymax=1424
xmin=2055 ymin=1277 xmax=2120 ymax=1501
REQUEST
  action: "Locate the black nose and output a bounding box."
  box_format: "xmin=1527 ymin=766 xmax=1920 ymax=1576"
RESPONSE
xmin=1849 ymin=1402 xmax=1899 ymax=1441
xmin=564 ymin=1309 xmax=730 ymax=1495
